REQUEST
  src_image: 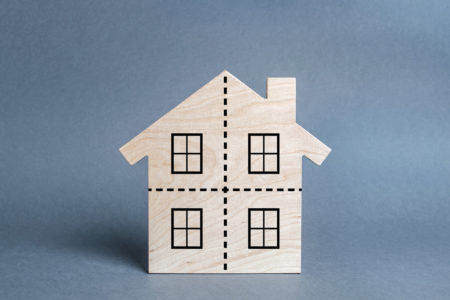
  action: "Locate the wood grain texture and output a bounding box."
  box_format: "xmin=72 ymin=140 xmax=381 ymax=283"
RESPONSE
xmin=120 ymin=70 xmax=331 ymax=273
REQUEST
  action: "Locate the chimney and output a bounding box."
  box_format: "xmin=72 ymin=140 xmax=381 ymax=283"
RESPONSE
xmin=266 ymin=77 xmax=296 ymax=123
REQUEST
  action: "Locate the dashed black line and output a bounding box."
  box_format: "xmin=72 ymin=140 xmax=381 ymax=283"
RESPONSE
xmin=148 ymin=187 xmax=302 ymax=192
xmin=223 ymin=75 xmax=228 ymax=272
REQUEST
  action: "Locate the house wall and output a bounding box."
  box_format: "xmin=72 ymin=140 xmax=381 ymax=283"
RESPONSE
xmin=141 ymin=72 xmax=307 ymax=272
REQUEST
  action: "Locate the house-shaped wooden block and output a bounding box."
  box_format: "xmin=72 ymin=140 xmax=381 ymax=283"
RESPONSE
xmin=120 ymin=71 xmax=331 ymax=273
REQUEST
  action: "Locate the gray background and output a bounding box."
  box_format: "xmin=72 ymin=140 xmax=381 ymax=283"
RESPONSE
xmin=1 ymin=1 xmax=449 ymax=299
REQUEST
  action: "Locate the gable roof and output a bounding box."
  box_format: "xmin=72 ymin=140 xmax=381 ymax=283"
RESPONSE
xmin=120 ymin=70 xmax=331 ymax=166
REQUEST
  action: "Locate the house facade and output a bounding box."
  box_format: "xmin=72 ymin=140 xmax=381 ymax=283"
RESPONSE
xmin=120 ymin=71 xmax=330 ymax=273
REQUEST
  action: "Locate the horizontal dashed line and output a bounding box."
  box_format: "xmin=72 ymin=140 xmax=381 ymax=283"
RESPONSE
xmin=148 ymin=187 xmax=302 ymax=192
xmin=148 ymin=188 xmax=220 ymax=192
xmin=229 ymin=188 xmax=302 ymax=192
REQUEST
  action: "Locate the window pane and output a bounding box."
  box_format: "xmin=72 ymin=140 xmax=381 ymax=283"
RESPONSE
xmin=264 ymin=210 xmax=278 ymax=228
xmin=264 ymin=135 xmax=278 ymax=153
xmin=250 ymin=135 xmax=263 ymax=153
xmin=173 ymin=210 xmax=186 ymax=228
xmin=187 ymin=210 xmax=201 ymax=228
xmin=173 ymin=229 xmax=187 ymax=247
xmin=250 ymin=210 xmax=263 ymax=228
xmin=250 ymin=229 xmax=263 ymax=247
xmin=249 ymin=154 xmax=263 ymax=173
xmin=187 ymin=229 xmax=201 ymax=247
xmin=187 ymin=154 xmax=201 ymax=172
xmin=264 ymin=154 xmax=278 ymax=173
xmin=173 ymin=154 xmax=187 ymax=173
xmin=264 ymin=229 xmax=278 ymax=247
xmin=173 ymin=135 xmax=187 ymax=153
xmin=187 ymin=135 xmax=201 ymax=153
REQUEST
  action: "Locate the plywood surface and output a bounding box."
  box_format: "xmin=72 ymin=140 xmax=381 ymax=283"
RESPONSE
xmin=120 ymin=71 xmax=330 ymax=273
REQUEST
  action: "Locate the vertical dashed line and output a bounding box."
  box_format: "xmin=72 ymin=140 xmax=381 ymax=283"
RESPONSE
xmin=223 ymin=75 xmax=228 ymax=271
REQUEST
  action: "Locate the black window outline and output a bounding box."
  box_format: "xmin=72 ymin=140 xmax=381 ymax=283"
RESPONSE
xmin=171 ymin=133 xmax=203 ymax=174
xmin=248 ymin=208 xmax=280 ymax=249
xmin=171 ymin=208 xmax=203 ymax=249
xmin=248 ymin=133 xmax=280 ymax=174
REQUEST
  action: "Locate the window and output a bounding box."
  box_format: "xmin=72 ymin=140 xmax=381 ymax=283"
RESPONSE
xmin=248 ymin=133 xmax=280 ymax=174
xmin=171 ymin=133 xmax=203 ymax=174
xmin=171 ymin=208 xmax=203 ymax=249
xmin=248 ymin=208 xmax=280 ymax=249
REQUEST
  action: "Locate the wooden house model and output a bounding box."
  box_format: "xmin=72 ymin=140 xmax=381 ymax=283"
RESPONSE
xmin=120 ymin=71 xmax=331 ymax=273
